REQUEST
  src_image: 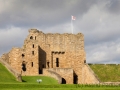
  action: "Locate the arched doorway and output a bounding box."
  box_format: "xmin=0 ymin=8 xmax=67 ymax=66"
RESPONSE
xmin=22 ymin=61 xmax=26 ymax=71
xmin=74 ymin=73 xmax=78 ymax=84
xmin=62 ymin=78 xmax=66 ymax=84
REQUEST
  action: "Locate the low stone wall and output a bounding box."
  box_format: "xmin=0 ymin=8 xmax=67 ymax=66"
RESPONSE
xmin=48 ymin=68 xmax=73 ymax=84
xmin=0 ymin=58 xmax=22 ymax=82
xmin=43 ymin=69 xmax=62 ymax=84
xmin=81 ymin=64 xmax=100 ymax=84
xmin=100 ymin=82 xmax=120 ymax=85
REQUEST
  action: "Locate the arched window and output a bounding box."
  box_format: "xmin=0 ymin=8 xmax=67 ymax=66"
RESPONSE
xmin=22 ymin=61 xmax=26 ymax=71
xmin=30 ymin=36 xmax=33 ymax=39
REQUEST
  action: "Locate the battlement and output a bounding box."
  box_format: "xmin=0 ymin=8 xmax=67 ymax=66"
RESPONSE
xmin=29 ymin=29 xmax=83 ymax=37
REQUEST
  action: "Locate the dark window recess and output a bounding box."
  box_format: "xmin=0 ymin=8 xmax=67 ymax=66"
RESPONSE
xmin=47 ymin=62 xmax=49 ymax=68
xmin=42 ymin=64 xmax=44 ymax=68
xmin=32 ymin=51 xmax=34 ymax=55
xmin=22 ymin=61 xmax=26 ymax=71
xmin=30 ymin=36 xmax=33 ymax=39
xmin=31 ymin=62 xmax=33 ymax=67
xmin=33 ymin=44 xmax=34 ymax=48
xmin=35 ymin=36 xmax=36 ymax=40
xmin=84 ymin=60 xmax=86 ymax=63
xmin=22 ymin=54 xmax=25 ymax=58
xmin=56 ymin=58 xmax=59 ymax=67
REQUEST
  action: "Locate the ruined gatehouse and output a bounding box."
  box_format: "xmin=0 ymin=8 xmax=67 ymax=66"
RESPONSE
xmin=0 ymin=29 xmax=99 ymax=84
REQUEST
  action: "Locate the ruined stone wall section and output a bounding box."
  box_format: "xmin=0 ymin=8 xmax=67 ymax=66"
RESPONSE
xmin=1 ymin=53 xmax=9 ymax=64
xmin=81 ymin=64 xmax=100 ymax=84
xmin=22 ymin=41 xmax=39 ymax=75
xmin=9 ymin=47 xmax=23 ymax=73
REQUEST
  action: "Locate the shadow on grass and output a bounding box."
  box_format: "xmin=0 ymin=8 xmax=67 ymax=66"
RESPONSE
xmin=22 ymin=80 xmax=26 ymax=82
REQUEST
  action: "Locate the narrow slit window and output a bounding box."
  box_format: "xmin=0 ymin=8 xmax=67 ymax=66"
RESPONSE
xmin=32 ymin=51 xmax=34 ymax=55
xmin=33 ymin=44 xmax=34 ymax=48
xmin=84 ymin=60 xmax=86 ymax=63
xmin=31 ymin=62 xmax=33 ymax=67
xmin=56 ymin=58 xmax=59 ymax=67
xmin=35 ymin=36 xmax=36 ymax=40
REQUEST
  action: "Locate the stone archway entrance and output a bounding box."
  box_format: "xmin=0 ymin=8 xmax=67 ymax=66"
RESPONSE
xmin=74 ymin=73 xmax=78 ymax=84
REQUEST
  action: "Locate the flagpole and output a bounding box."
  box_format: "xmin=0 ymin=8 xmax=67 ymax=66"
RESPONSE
xmin=71 ymin=15 xmax=73 ymax=34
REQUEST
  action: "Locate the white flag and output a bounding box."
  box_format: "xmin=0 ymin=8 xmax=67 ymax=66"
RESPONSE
xmin=71 ymin=16 xmax=76 ymax=20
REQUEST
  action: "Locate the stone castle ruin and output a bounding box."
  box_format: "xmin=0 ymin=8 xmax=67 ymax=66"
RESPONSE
xmin=0 ymin=29 xmax=99 ymax=84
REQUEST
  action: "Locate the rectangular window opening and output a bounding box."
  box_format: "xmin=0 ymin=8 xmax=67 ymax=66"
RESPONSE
xmin=56 ymin=58 xmax=59 ymax=67
xmin=31 ymin=62 xmax=33 ymax=67
xmin=32 ymin=51 xmax=34 ymax=55
xmin=33 ymin=44 xmax=34 ymax=48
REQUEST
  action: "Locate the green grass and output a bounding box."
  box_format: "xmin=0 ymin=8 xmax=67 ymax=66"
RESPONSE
xmin=22 ymin=76 xmax=58 ymax=84
xmin=0 ymin=63 xmax=58 ymax=84
xmin=1 ymin=63 xmax=120 ymax=90
xmin=0 ymin=84 xmax=120 ymax=90
xmin=89 ymin=64 xmax=120 ymax=82
xmin=0 ymin=63 xmax=18 ymax=83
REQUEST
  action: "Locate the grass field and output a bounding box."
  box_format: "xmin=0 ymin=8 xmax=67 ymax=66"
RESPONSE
xmin=1 ymin=63 xmax=120 ymax=90
xmin=89 ymin=64 xmax=120 ymax=82
xmin=0 ymin=63 xmax=58 ymax=84
xmin=0 ymin=84 xmax=120 ymax=90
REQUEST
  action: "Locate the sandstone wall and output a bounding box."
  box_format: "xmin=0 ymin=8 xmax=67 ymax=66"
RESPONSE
xmin=81 ymin=64 xmax=100 ymax=84
xmin=43 ymin=69 xmax=62 ymax=84
xmin=1 ymin=53 xmax=9 ymax=63
xmin=47 ymin=68 xmax=73 ymax=84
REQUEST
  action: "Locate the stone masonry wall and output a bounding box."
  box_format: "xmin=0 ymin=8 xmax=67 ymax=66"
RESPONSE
xmin=81 ymin=64 xmax=100 ymax=84
xmin=43 ymin=69 xmax=62 ymax=84
xmin=1 ymin=53 xmax=9 ymax=64
xmin=47 ymin=68 xmax=73 ymax=84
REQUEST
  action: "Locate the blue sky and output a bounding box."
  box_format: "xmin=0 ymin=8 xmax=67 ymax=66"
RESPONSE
xmin=0 ymin=0 xmax=120 ymax=63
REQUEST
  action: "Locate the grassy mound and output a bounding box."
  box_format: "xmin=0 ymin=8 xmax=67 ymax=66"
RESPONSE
xmin=0 ymin=63 xmax=58 ymax=84
xmin=0 ymin=63 xmax=18 ymax=83
xmin=89 ymin=64 xmax=120 ymax=82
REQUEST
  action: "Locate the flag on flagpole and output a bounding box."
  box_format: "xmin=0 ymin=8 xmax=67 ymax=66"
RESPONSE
xmin=71 ymin=16 xmax=76 ymax=20
xmin=71 ymin=15 xmax=76 ymax=34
